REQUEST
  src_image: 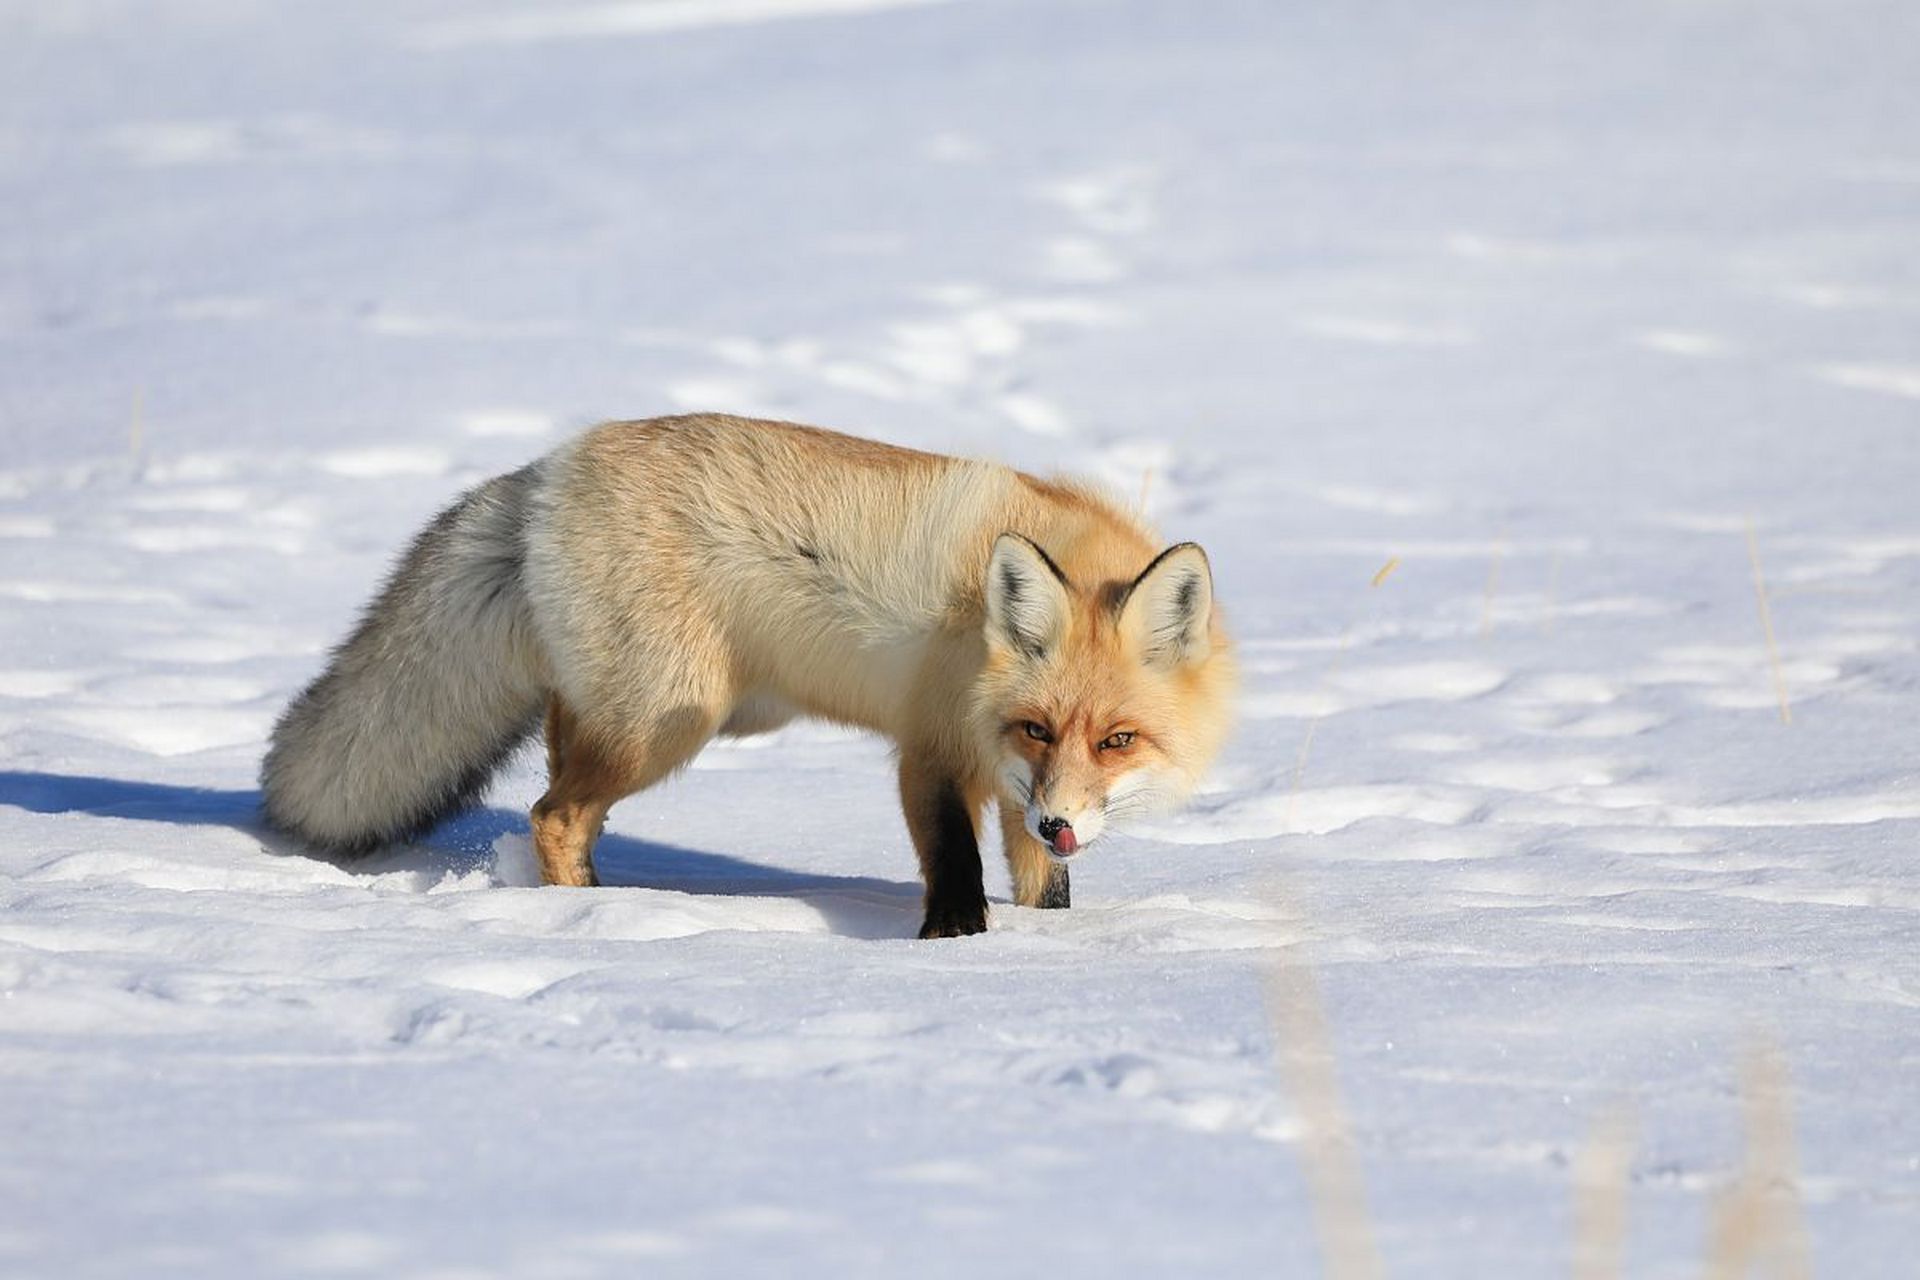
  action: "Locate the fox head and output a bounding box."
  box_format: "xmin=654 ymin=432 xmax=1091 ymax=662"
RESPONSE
xmin=977 ymin=532 xmax=1235 ymax=862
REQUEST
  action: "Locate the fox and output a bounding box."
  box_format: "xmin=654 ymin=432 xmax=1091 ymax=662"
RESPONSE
xmin=261 ymin=414 xmax=1235 ymax=938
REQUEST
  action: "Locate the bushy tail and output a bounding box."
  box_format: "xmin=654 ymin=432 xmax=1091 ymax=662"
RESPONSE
xmin=262 ymin=464 xmax=549 ymax=853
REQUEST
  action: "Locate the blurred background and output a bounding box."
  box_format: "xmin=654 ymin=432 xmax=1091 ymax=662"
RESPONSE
xmin=6 ymin=2 xmax=1916 ymax=537
xmin=2 ymin=2 xmax=1917 ymax=1277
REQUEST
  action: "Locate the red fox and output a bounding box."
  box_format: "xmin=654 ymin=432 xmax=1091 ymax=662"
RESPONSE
xmin=262 ymin=415 xmax=1235 ymax=937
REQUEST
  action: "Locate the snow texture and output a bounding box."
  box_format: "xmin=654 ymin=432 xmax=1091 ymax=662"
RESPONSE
xmin=2 ymin=1 xmax=1918 ymax=1276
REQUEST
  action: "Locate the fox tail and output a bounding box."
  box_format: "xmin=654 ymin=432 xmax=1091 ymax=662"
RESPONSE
xmin=260 ymin=465 xmax=548 ymax=853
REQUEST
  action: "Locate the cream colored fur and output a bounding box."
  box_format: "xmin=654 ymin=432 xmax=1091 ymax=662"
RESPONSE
xmin=262 ymin=415 xmax=1236 ymax=930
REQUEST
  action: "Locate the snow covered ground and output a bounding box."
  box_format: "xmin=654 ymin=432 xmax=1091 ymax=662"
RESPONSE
xmin=3 ymin=1 xmax=1918 ymax=1275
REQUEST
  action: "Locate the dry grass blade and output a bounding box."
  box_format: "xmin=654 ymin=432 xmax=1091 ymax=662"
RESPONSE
xmin=1544 ymin=551 xmax=1563 ymax=635
xmin=1572 ymin=1102 xmax=1637 ymax=1280
xmin=1743 ymin=518 xmax=1792 ymax=727
xmin=1480 ymin=527 xmax=1507 ymax=638
xmin=1265 ymin=958 xmax=1385 ymax=1280
xmin=1702 ymin=1042 xmax=1813 ymax=1280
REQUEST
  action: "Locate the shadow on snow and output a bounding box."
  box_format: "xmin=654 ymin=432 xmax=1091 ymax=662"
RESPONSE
xmin=0 ymin=770 xmax=922 ymax=939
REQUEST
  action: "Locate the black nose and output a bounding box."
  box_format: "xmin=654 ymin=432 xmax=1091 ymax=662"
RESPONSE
xmin=1038 ymin=817 xmax=1068 ymax=841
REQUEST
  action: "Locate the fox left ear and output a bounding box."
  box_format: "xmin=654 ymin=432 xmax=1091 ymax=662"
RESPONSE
xmin=1121 ymin=543 xmax=1214 ymax=669
xmin=985 ymin=533 xmax=1073 ymax=659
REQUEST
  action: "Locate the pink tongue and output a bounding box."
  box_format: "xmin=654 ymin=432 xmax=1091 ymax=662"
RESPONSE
xmin=1052 ymin=826 xmax=1078 ymax=855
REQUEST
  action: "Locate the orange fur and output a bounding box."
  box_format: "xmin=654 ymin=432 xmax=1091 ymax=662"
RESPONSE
xmin=268 ymin=414 xmax=1236 ymax=938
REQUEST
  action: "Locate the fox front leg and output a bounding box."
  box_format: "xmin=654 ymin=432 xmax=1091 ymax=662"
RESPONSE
xmin=900 ymin=756 xmax=988 ymax=939
xmin=1000 ymin=804 xmax=1069 ymax=910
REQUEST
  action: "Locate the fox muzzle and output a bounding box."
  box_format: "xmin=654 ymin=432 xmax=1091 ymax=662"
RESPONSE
xmin=1037 ymin=816 xmax=1078 ymax=855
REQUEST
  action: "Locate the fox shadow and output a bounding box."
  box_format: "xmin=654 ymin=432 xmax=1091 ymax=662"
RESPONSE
xmin=0 ymin=770 xmax=924 ymax=940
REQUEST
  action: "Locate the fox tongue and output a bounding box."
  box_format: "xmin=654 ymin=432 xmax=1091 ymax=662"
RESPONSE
xmin=1051 ymin=826 xmax=1078 ymax=855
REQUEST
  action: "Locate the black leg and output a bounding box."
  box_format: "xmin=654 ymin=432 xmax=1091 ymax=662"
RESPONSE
xmin=912 ymin=779 xmax=988 ymax=939
xmin=1037 ymin=863 xmax=1070 ymax=910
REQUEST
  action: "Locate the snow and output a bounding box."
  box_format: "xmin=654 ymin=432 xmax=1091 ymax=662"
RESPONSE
xmin=3 ymin=1 xmax=1918 ymax=1276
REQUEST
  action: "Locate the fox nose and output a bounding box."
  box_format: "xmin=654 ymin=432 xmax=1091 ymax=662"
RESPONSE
xmin=1038 ymin=817 xmax=1077 ymax=855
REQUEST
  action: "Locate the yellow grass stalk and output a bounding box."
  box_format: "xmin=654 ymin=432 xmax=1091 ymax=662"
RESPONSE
xmin=1573 ymin=1102 xmax=1637 ymax=1280
xmin=1702 ymin=1042 xmax=1813 ymax=1280
xmin=1480 ymin=527 xmax=1507 ymax=638
xmin=1265 ymin=956 xmax=1385 ymax=1280
xmin=1743 ymin=519 xmax=1792 ymax=726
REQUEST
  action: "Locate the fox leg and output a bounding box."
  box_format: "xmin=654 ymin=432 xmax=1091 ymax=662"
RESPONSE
xmin=530 ymin=792 xmax=608 ymax=887
xmin=531 ymin=698 xmax=614 ymax=886
xmin=531 ymin=695 xmax=714 ymax=887
xmin=1000 ymin=804 xmax=1069 ymax=910
xmin=900 ymin=751 xmax=990 ymax=939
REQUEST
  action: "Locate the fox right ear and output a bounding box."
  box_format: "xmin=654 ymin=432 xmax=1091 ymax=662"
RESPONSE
xmin=985 ymin=534 xmax=1072 ymax=659
xmin=1120 ymin=542 xmax=1214 ymax=669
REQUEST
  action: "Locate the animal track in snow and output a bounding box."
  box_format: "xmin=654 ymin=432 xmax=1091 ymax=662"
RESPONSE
xmin=1441 ymin=755 xmax=1620 ymax=793
xmin=1029 ymin=165 xmax=1158 ymax=287
xmin=1545 ymin=708 xmax=1668 ymax=738
xmin=0 ymin=669 xmax=91 ymax=698
xmin=1631 ymin=643 xmax=1844 ymax=712
xmin=1498 ymin=679 xmax=1667 ymax=737
xmin=122 ymin=523 xmax=306 ymax=554
xmin=419 ymin=958 xmax=602 ymax=1000
xmin=1324 ymin=828 xmax=1504 ymax=863
xmin=0 ymin=579 xmax=182 ymax=605
xmin=124 ymin=485 xmax=254 ymax=513
xmin=1038 ymin=237 xmax=1124 ymax=283
xmin=53 ymin=706 xmax=274 ymax=757
xmin=997 ymin=894 xmax=1302 ymax=955
xmin=1147 ymin=784 xmax=1481 ymax=844
xmin=1811 ymin=362 xmax=1920 ymax=399
xmin=314 ymin=447 xmax=451 ymax=479
xmin=0 ymin=514 xmax=55 ymax=537
xmin=1389 ymin=732 xmax=1481 ymax=754
xmin=1506 ymin=673 xmax=1619 ymax=707
xmin=103 ymin=115 xmax=398 ymax=167
xmin=1244 ymin=659 xmax=1507 ymax=719
xmin=878 ymin=1161 xmax=996 ymax=1188
xmin=1310 ymin=482 xmax=1445 ymax=518
xmin=139 ymin=625 xmax=314 ymax=664
xmin=1035 ymin=166 xmax=1158 ymax=237
xmin=412 ymin=0 xmax=960 ymax=47
xmin=1630 ymin=328 xmax=1736 ymax=358
xmin=91 ymin=673 xmax=267 ymax=704
xmin=1291 ymin=314 xmax=1476 ymax=347
xmin=458 ymin=408 xmax=555 ymax=438
xmin=679 ymin=286 xmax=1124 ymax=435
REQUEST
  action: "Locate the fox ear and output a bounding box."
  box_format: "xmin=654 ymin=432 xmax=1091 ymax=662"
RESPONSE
xmin=1121 ymin=543 xmax=1213 ymax=668
xmin=985 ymin=533 xmax=1072 ymax=659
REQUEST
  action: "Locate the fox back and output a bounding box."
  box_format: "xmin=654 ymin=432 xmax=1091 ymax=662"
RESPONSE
xmin=262 ymin=415 xmax=1235 ymax=938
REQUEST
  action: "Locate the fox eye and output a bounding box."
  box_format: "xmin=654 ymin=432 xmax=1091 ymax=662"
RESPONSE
xmin=1022 ymin=721 xmax=1053 ymax=743
xmin=1099 ymin=731 xmax=1136 ymax=751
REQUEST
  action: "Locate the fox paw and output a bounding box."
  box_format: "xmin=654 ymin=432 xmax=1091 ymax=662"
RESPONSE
xmin=918 ymin=898 xmax=988 ymax=939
